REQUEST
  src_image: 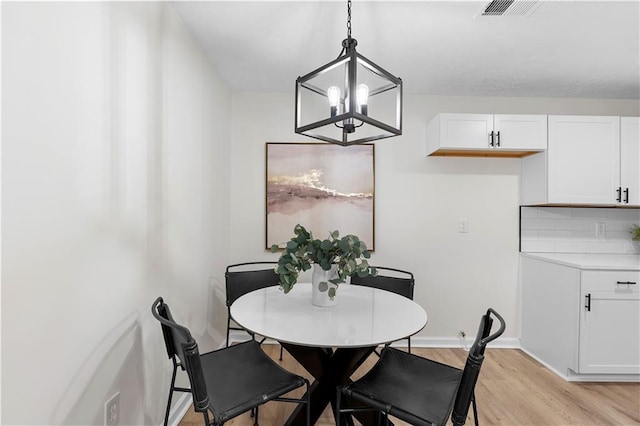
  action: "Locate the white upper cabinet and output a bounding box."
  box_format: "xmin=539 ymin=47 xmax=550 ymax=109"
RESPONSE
xmin=548 ymin=115 xmax=620 ymax=205
xmin=621 ymin=117 xmax=640 ymax=205
xmin=426 ymin=113 xmax=547 ymax=157
xmin=520 ymin=115 xmax=640 ymax=206
xmin=493 ymin=115 xmax=548 ymax=151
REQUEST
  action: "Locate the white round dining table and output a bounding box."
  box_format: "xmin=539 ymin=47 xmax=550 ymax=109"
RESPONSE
xmin=231 ymin=282 xmax=427 ymax=348
xmin=230 ymin=282 xmax=428 ymax=426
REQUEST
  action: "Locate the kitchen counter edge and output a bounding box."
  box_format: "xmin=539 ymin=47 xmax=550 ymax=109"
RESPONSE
xmin=520 ymin=252 xmax=640 ymax=271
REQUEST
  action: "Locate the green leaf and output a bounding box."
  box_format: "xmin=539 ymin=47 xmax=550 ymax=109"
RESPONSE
xmin=318 ymin=281 xmax=329 ymax=292
xmin=328 ymin=287 xmax=336 ymax=299
xmin=270 ymin=244 xmax=281 ymax=253
xmin=286 ymin=241 xmax=298 ymax=250
xmin=331 ymin=230 xmax=339 ymax=239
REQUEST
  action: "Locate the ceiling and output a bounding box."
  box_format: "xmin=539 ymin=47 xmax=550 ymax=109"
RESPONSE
xmin=171 ymin=1 xmax=640 ymax=99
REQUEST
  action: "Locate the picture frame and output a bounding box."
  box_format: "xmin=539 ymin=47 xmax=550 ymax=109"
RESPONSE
xmin=265 ymin=142 xmax=375 ymax=250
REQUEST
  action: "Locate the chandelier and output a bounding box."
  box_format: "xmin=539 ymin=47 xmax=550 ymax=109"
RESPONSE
xmin=294 ymin=0 xmax=403 ymax=146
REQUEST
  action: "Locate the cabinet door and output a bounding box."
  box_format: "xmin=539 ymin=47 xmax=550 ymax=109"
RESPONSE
xmin=579 ymin=271 xmax=640 ymax=374
xmin=494 ymin=115 xmax=547 ymax=151
xmin=579 ymin=292 xmax=640 ymax=374
xmin=438 ymin=114 xmax=493 ymax=149
xmin=620 ymin=117 xmax=640 ymax=205
xmin=548 ymin=116 xmax=620 ymax=204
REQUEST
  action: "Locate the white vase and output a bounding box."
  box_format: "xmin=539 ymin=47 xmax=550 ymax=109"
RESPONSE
xmin=311 ymin=264 xmax=339 ymax=307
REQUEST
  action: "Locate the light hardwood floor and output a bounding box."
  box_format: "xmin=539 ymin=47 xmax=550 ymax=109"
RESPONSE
xmin=179 ymin=344 xmax=640 ymax=426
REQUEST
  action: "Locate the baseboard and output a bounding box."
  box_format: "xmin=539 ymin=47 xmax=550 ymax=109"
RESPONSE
xmin=519 ymin=346 xmax=571 ymax=380
xmin=227 ymin=331 xmax=254 ymax=346
xmin=167 ymin=393 xmax=193 ymax=426
xmin=565 ymin=370 xmax=640 ymax=382
xmin=228 ymin=331 xmax=520 ymax=350
xmin=409 ymin=336 xmax=520 ymax=349
xmin=519 ymin=346 xmax=640 ymax=382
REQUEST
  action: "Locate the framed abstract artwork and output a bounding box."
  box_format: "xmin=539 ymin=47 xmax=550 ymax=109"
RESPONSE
xmin=265 ymin=142 xmax=375 ymax=250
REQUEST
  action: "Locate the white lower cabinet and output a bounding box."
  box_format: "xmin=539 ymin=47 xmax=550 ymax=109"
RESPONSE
xmin=521 ymin=256 xmax=640 ymax=380
xmin=579 ymin=271 xmax=640 ymax=374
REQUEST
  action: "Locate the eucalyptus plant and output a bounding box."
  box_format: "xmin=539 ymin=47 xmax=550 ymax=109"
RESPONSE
xmin=630 ymin=224 xmax=640 ymax=241
xmin=270 ymin=224 xmax=376 ymax=298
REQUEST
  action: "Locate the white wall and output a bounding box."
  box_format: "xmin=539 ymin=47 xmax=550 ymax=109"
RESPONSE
xmin=230 ymin=92 xmax=639 ymax=343
xmin=2 ymin=2 xmax=230 ymax=424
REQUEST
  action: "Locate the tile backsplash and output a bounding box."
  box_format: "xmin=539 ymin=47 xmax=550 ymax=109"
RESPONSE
xmin=521 ymin=207 xmax=640 ymax=254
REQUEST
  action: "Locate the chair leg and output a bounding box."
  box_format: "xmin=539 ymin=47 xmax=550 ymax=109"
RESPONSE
xmin=202 ymin=410 xmax=211 ymax=426
xmin=472 ymin=391 xmax=479 ymax=426
xmin=225 ymin=316 xmax=231 ymax=348
xmin=279 ymin=345 xmax=283 ymax=361
xmin=253 ymin=405 xmax=259 ymax=426
xmin=407 ymin=336 xmax=412 ymax=354
xmin=164 ymin=362 xmax=178 ymax=426
xmin=335 ymin=387 xmax=342 ymax=425
xmin=306 ymin=380 xmax=311 ymax=426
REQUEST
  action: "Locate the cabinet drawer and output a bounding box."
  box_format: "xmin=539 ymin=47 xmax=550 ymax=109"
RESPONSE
xmin=582 ymin=271 xmax=640 ymax=294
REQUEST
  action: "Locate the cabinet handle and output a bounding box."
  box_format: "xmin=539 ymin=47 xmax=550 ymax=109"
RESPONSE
xmin=623 ymin=188 xmax=629 ymax=204
xmin=495 ymin=131 xmax=501 ymax=147
xmin=585 ymin=293 xmax=591 ymax=312
xmin=489 ymin=131 xmax=495 ymax=147
xmin=617 ymin=281 xmax=637 ymax=285
xmin=616 ymin=187 xmax=622 ymax=203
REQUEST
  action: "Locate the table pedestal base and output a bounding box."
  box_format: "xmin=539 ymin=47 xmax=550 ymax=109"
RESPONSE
xmin=281 ymin=343 xmax=389 ymax=426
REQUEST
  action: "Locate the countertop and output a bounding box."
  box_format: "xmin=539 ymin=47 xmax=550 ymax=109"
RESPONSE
xmin=521 ymin=252 xmax=640 ymax=271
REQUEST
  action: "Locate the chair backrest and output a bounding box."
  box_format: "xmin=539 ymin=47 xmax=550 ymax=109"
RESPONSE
xmin=450 ymin=308 xmax=506 ymax=426
xmin=350 ymin=266 xmax=414 ymax=299
xmin=151 ymin=297 xmax=210 ymax=412
xmin=225 ymin=262 xmax=279 ymax=306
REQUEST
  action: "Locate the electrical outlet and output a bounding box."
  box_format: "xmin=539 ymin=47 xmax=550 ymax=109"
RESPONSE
xmin=105 ymin=392 xmax=120 ymax=426
xmin=458 ymin=330 xmax=469 ymax=351
xmin=458 ymin=219 xmax=469 ymax=233
xmin=595 ymin=222 xmax=606 ymax=237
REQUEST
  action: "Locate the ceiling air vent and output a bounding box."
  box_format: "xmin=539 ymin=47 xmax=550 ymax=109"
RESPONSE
xmin=480 ymin=0 xmax=540 ymax=17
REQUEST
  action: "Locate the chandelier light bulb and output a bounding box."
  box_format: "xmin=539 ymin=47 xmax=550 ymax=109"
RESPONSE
xmin=356 ymin=83 xmax=369 ymax=116
xmin=328 ymin=86 xmax=341 ymax=117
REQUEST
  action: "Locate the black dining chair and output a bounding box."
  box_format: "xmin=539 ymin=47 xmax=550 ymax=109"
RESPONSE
xmin=350 ymin=266 xmax=415 ymax=353
xmin=225 ymin=262 xmax=285 ymax=360
xmin=335 ymin=308 xmax=506 ymax=426
xmin=152 ymin=297 xmax=310 ymax=426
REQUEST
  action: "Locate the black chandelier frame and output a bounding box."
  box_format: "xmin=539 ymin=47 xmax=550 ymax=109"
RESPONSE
xmin=294 ymin=1 xmax=403 ymax=146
